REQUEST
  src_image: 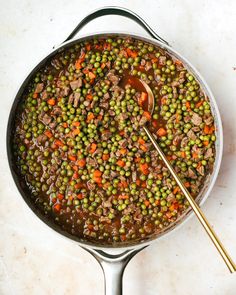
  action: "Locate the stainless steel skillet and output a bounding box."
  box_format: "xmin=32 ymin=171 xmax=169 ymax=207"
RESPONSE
xmin=6 ymin=6 xmax=223 ymax=295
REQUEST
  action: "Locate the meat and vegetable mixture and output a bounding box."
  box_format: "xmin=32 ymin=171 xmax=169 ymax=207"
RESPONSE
xmin=13 ymin=36 xmax=216 ymax=244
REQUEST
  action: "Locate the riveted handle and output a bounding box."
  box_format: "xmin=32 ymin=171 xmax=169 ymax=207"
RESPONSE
xmin=64 ymin=6 xmax=169 ymax=45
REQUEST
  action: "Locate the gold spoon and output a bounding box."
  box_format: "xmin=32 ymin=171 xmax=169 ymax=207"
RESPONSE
xmin=140 ymin=80 xmax=236 ymax=273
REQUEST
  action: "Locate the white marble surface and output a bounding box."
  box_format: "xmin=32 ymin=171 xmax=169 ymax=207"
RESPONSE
xmin=1 ymin=0 xmax=236 ymax=294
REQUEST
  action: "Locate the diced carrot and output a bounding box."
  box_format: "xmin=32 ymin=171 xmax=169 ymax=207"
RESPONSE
xmin=135 ymin=157 xmax=141 ymax=163
xmin=186 ymin=101 xmax=191 ymax=110
xmin=138 ymin=137 xmax=145 ymax=145
xmin=173 ymin=187 xmax=179 ymax=195
xmin=120 ymin=148 xmax=127 ymax=155
xmin=104 ymin=42 xmax=111 ymax=50
xmin=166 ymin=212 xmax=173 ymax=219
xmin=62 ymin=122 xmax=68 ymax=128
xmin=176 ymin=113 xmax=180 ymax=124
xmin=53 ymin=203 xmax=61 ymax=212
xmin=140 ymin=145 xmax=148 ymax=152
xmin=181 ymin=151 xmax=186 ymax=158
xmin=74 ymin=183 xmax=83 ymax=189
xmin=161 ymin=97 xmax=167 ymax=105
xmin=88 ymin=224 xmax=94 ymax=231
xmin=75 ymin=52 xmax=85 ymax=70
xmin=155 ymin=199 xmax=160 ymax=205
xmin=126 ymin=48 xmax=138 ymax=58
xmin=44 ymin=130 xmax=53 ymax=138
xmin=77 ymin=159 xmax=86 ymax=167
xmin=139 ymin=92 xmax=148 ymax=105
xmin=57 ymin=193 xmax=64 ymax=201
xmin=77 ymin=193 xmax=84 ymax=200
xmin=174 ymin=59 xmax=183 ymax=66
xmin=88 ymin=71 xmax=96 ymax=80
xmin=118 ymin=195 xmax=129 ymax=200
xmin=102 ymin=154 xmax=110 ymax=161
xmin=86 ymin=94 xmax=93 ymax=100
xmin=140 ymin=163 xmax=149 ymax=175
xmin=141 ymin=181 xmax=147 ymax=188
xmin=86 ymin=43 xmax=91 ymax=51
xmin=136 ymin=179 xmax=141 ymax=186
xmin=157 ymin=128 xmax=167 ymax=137
xmin=47 ymin=98 xmax=56 ymax=106
xmin=143 ymin=111 xmax=151 ymax=121
xmin=93 ymin=170 xmax=102 ymax=177
xmin=101 ymin=63 xmax=106 ymax=69
xmin=120 ymin=234 xmax=127 ymax=241
xmin=152 ymin=119 xmax=158 ymax=128
xmin=204 ymin=125 xmax=214 ymax=135
xmin=184 ymin=182 xmax=190 ymax=188
xmin=203 ymin=140 xmax=209 ymax=146
xmin=54 ymin=139 xmax=64 ymax=147
xmin=192 ymin=152 xmax=198 ymax=159
xmin=33 ymin=93 xmax=38 ymax=99
xmin=144 ymin=200 xmax=150 ymax=207
xmin=72 ymin=121 xmax=80 ymax=127
xmin=120 ymin=181 xmax=128 ymax=188
xmin=87 ymin=113 xmax=95 ymax=122
xmin=119 ymin=130 xmax=125 ymax=136
xmin=72 ymin=129 xmax=80 ymax=136
xmin=68 ymin=155 xmax=77 ymax=161
xmin=72 ymin=165 xmax=78 ymax=171
xmin=117 ymin=160 xmax=125 ymax=167
xmin=94 ymin=177 xmax=102 ymax=184
xmin=89 ymin=143 xmax=97 ymax=154
xmin=196 ymin=101 xmax=203 ymax=108
xmin=151 ymin=57 xmax=158 ymax=63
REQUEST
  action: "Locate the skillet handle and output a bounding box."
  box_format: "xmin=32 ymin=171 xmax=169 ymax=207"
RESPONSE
xmin=64 ymin=6 xmax=169 ymax=45
xmin=82 ymin=246 xmax=147 ymax=295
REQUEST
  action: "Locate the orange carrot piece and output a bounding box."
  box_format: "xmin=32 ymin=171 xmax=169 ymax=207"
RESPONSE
xmin=181 ymin=151 xmax=186 ymax=158
xmin=47 ymin=98 xmax=56 ymax=106
xmin=139 ymin=92 xmax=148 ymax=105
xmin=184 ymin=182 xmax=190 ymax=188
xmin=140 ymin=145 xmax=148 ymax=152
xmin=77 ymin=193 xmax=84 ymax=200
xmin=186 ymin=101 xmax=191 ymax=110
xmin=157 ymin=128 xmax=167 ymax=137
xmin=138 ymin=137 xmax=145 ymax=145
xmin=68 ymin=155 xmax=77 ymax=161
xmin=87 ymin=113 xmax=95 ymax=122
xmin=173 ymin=187 xmax=179 ymax=195
xmin=89 ymin=143 xmax=97 ymax=154
xmin=144 ymin=200 xmax=150 ymax=207
xmin=118 ymin=195 xmax=129 ymax=200
xmin=44 ymin=130 xmax=53 ymax=138
xmin=126 ymin=48 xmax=138 ymax=58
xmin=72 ymin=129 xmax=80 ymax=136
xmin=93 ymin=170 xmax=102 ymax=177
xmin=54 ymin=139 xmax=64 ymax=147
xmin=120 ymin=148 xmax=127 ymax=155
xmin=77 ymin=159 xmax=86 ymax=167
xmin=203 ymin=140 xmax=209 ymax=146
xmin=53 ymin=203 xmax=61 ymax=212
xmin=196 ymin=101 xmax=203 ymax=108
xmin=88 ymin=71 xmax=96 ymax=80
xmin=33 ymin=93 xmax=38 ymax=99
xmin=72 ymin=121 xmax=80 ymax=127
xmin=117 ymin=160 xmax=125 ymax=167
xmin=57 ymin=193 xmax=64 ymax=201
xmin=143 ymin=111 xmax=151 ymax=121
xmin=102 ymin=154 xmax=110 ymax=161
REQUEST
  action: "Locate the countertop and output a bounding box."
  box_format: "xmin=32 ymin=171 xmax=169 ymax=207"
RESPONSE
xmin=0 ymin=0 xmax=236 ymax=294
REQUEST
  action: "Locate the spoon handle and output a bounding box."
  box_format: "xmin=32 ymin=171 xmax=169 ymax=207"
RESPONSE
xmin=143 ymin=126 xmax=236 ymax=273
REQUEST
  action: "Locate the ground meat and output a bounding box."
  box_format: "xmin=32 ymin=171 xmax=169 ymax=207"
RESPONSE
xmin=36 ymin=134 xmax=47 ymax=144
xmin=139 ymin=115 xmax=148 ymax=126
xmin=35 ymin=83 xmax=44 ymax=93
xmin=74 ymin=92 xmax=81 ymax=107
xmin=197 ymin=165 xmax=205 ymax=176
xmin=204 ymin=148 xmax=213 ymax=159
xmin=191 ymin=112 xmax=202 ymax=126
xmin=181 ymin=137 xmax=188 ymax=147
xmin=107 ymin=70 xmax=119 ymax=85
xmin=132 ymin=171 xmax=137 ymax=182
xmin=61 ymin=86 xmax=70 ymax=96
xmin=204 ymin=116 xmax=214 ymax=125
xmin=145 ymin=61 xmax=152 ymax=71
xmin=70 ymin=78 xmax=82 ymax=90
xmin=188 ymin=167 xmax=197 ymax=179
xmin=187 ymin=130 xmax=196 ymax=140
xmin=159 ymin=56 xmax=166 ymax=65
xmin=52 ymin=106 xmax=62 ymax=116
xmin=40 ymin=113 xmax=52 ymax=125
xmin=87 ymin=180 xmax=95 ymax=191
